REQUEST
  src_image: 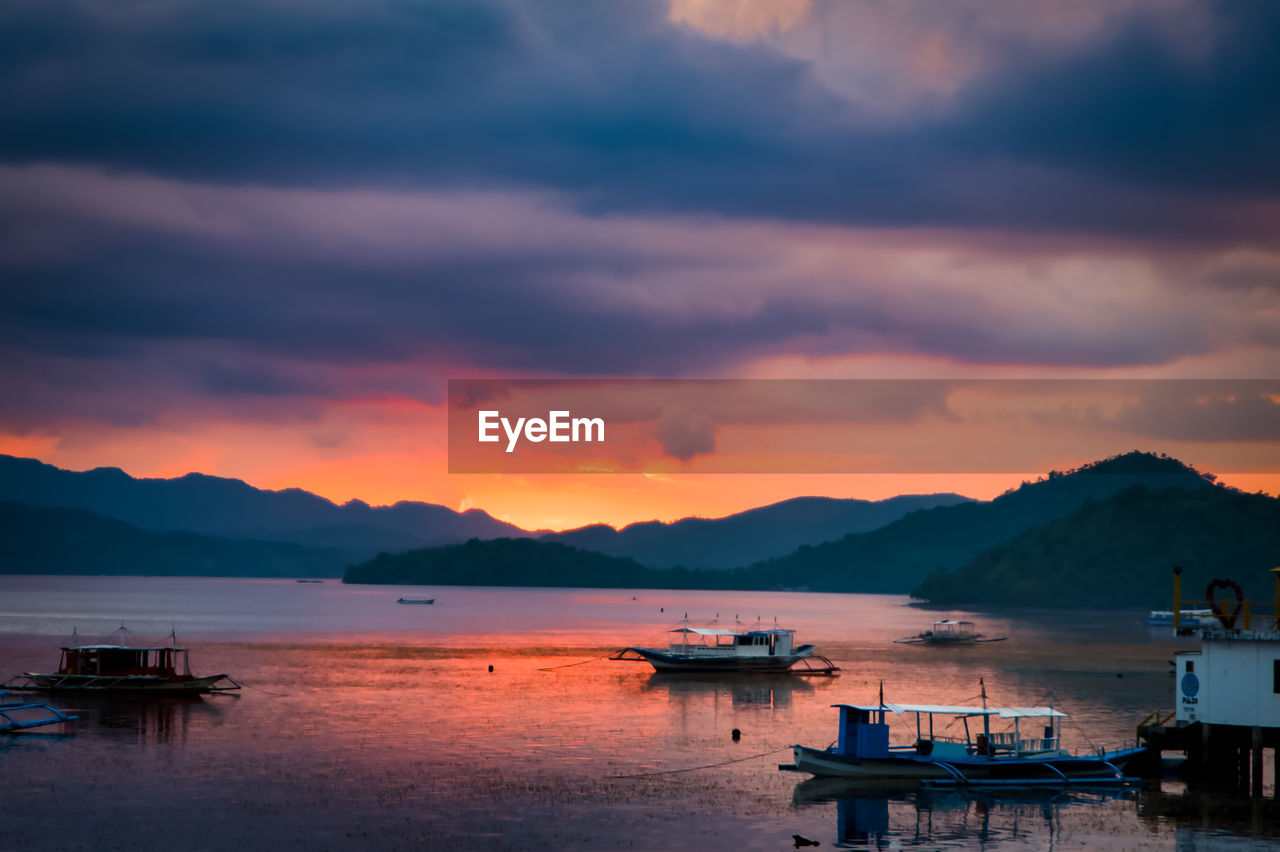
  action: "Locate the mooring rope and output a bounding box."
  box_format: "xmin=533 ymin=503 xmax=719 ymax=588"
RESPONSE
xmin=609 ymin=745 xmax=791 ymax=779
xmin=537 ymin=654 xmax=613 ymax=671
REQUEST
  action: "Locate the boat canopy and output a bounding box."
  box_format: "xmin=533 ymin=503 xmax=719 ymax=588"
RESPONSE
xmin=63 ymin=644 xmax=187 ymax=652
xmin=832 ymin=703 xmax=1066 ymax=719
xmin=669 ymin=627 xmax=793 ymax=636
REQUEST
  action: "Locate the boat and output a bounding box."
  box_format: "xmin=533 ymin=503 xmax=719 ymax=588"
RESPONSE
xmin=0 ymin=699 xmax=78 ymax=733
xmin=2 ymin=643 xmax=240 ymax=695
xmin=1146 ymin=609 xmax=1215 ymax=627
xmin=397 ymin=596 xmax=435 ymax=605
xmin=612 ymin=618 xmax=839 ymax=674
xmin=787 ymin=686 xmax=1144 ymax=786
xmin=894 ymin=620 xmax=1007 ymax=645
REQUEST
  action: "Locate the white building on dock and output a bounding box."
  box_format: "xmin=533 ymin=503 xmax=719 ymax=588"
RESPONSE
xmin=1175 ymin=631 xmax=1280 ymax=727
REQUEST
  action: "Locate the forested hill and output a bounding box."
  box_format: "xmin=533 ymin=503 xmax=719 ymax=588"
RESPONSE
xmin=736 ymin=452 xmax=1217 ymax=594
xmin=539 ymin=493 xmax=970 ymax=570
xmin=912 ymin=484 xmax=1280 ymax=608
xmin=344 ymin=537 xmax=737 ymax=589
xmin=0 ymin=500 xmax=345 ymax=577
xmin=345 ymin=453 xmax=1239 ymax=600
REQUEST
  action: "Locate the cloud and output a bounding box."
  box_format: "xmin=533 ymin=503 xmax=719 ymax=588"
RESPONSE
xmin=1108 ymin=383 xmax=1280 ymax=443
xmin=1 ymin=162 xmax=1275 ymax=435
xmin=654 ymin=407 xmax=716 ymax=462
xmin=0 ymin=0 xmax=1275 ymax=237
xmin=0 ymin=2 xmax=1277 ymax=442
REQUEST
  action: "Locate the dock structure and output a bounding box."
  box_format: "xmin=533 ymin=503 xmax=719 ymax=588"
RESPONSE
xmin=1138 ymin=566 xmax=1280 ymax=795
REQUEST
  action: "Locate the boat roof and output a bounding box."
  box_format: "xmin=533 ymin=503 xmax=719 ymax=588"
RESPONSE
xmin=669 ymin=627 xmax=793 ymax=636
xmin=62 ymin=644 xmax=187 ymax=651
xmin=833 ymin=703 xmax=1066 ymax=719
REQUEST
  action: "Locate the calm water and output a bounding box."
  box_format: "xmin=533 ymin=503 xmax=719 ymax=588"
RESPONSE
xmin=0 ymin=576 xmax=1276 ymax=850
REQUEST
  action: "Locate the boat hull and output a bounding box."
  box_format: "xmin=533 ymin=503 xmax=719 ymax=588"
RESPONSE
xmin=791 ymin=745 xmax=1145 ymax=784
xmin=5 ymin=672 xmax=240 ymax=695
xmin=626 ymin=647 xmax=813 ymax=673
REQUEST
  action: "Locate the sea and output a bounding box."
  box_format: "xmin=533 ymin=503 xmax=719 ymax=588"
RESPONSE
xmin=0 ymin=575 xmax=1276 ymax=851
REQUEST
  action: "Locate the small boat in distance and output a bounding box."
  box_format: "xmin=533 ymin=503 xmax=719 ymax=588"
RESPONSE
xmin=894 ymin=620 xmax=1007 ymax=646
xmin=0 ymin=699 xmax=78 ymax=733
xmin=397 ymin=596 xmax=435 ymax=605
xmin=613 ymin=618 xmax=839 ymax=675
xmin=1147 ymin=609 xmax=1215 ymax=627
xmin=2 ymin=642 xmax=240 ymax=695
xmin=787 ymin=685 xmax=1144 ymax=786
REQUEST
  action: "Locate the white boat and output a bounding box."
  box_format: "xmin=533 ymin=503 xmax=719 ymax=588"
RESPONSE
xmin=613 ymin=619 xmax=838 ymax=674
xmin=894 ymin=620 xmax=1007 ymax=646
xmin=397 ymin=596 xmax=435 ymax=605
xmin=788 ymin=687 xmax=1143 ymax=786
xmin=1147 ymin=609 xmax=1215 ymax=627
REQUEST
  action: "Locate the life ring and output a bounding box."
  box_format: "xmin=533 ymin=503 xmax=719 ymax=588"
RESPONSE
xmin=1205 ymin=578 xmax=1244 ymax=629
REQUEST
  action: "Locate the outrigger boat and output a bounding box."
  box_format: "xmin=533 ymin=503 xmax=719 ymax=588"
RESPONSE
xmin=894 ymin=620 xmax=1007 ymax=646
xmin=3 ymin=642 xmax=240 ymax=695
xmin=0 ymin=699 xmax=78 ymax=733
xmin=1146 ymin=609 xmax=1215 ymax=627
xmin=397 ymin=596 xmax=435 ymax=605
xmin=613 ymin=618 xmax=839 ymax=675
xmin=787 ymin=685 xmax=1144 ymax=786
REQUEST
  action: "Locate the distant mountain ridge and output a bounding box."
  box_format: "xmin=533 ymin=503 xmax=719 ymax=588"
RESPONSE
xmin=349 ymin=452 xmax=1233 ymax=599
xmin=737 ymin=451 xmax=1219 ymax=593
xmin=0 ymin=454 xmax=526 ymax=560
xmin=539 ymin=493 xmax=971 ymax=569
xmin=2 ymin=452 xmax=1237 ymax=596
xmin=0 ymin=500 xmax=346 ymax=577
xmin=0 ymin=454 xmax=972 ymax=571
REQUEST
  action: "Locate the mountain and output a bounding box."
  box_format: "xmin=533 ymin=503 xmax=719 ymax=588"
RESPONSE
xmin=346 ymin=453 xmax=1252 ymax=598
xmin=912 ymin=484 xmax=1280 ymax=608
xmin=345 ymin=537 xmax=692 ymax=588
xmin=0 ymin=454 xmax=972 ymax=570
xmin=737 ymin=452 xmax=1219 ymax=594
xmin=0 ymin=500 xmax=346 ymax=577
xmin=0 ymin=454 xmax=526 ymax=560
xmin=538 ymin=494 xmax=972 ymax=569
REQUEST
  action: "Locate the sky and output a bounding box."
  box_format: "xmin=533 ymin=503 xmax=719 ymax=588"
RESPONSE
xmin=2 ymin=0 xmax=1278 ymax=530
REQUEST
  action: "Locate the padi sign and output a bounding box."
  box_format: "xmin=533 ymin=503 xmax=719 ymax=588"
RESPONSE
xmin=478 ymin=410 xmax=605 ymax=453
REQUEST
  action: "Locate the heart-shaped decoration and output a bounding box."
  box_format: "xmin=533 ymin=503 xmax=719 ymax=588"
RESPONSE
xmin=1205 ymin=578 xmax=1244 ymax=629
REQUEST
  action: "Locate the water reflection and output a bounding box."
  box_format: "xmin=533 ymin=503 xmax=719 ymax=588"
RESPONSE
xmin=70 ymin=694 xmax=232 ymax=746
xmin=792 ymin=777 xmax=1137 ymax=849
xmin=1139 ymin=785 xmax=1280 ymax=849
xmin=644 ymin=672 xmax=836 ymax=710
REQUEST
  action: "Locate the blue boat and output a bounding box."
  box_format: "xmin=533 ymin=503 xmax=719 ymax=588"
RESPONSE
xmin=789 ymin=686 xmax=1144 ymax=786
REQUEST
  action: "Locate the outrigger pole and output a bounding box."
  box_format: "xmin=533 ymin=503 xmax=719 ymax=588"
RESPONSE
xmin=980 ymin=678 xmax=991 ymax=752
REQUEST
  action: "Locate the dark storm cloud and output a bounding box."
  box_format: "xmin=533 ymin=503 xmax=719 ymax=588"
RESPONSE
xmin=0 ymin=0 xmax=1276 ymax=236
xmin=937 ymin=6 xmax=1280 ymax=197
xmin=1 ymin=0 xmax=1278 ymax=435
